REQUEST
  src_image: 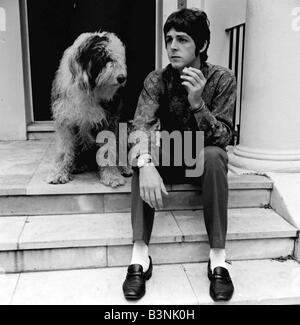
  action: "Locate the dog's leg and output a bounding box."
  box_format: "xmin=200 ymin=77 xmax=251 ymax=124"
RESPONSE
xmin=97 ymin=147 xmax=127 ymax=188
xmin=99 ymin=166 xmax=127 ymax=188
xmin=47 ymin=127 xmax=76 ymax=184
xmin=96 ymin=122 xmax=130 ymax=187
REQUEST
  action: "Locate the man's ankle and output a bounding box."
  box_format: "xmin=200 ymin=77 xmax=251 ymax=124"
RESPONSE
xmin=131 ymin=241 xmax=150 ymax=272
xmin=209 ymin=249 xmax=227 ymax=271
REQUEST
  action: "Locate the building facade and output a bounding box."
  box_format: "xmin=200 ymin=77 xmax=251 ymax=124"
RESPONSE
xmin=0 ymin=0 xmax=299 ymax=173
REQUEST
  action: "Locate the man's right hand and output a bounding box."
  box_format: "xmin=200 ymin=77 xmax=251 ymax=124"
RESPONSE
xmin=139 ymin=165 xmax=169 ymax=210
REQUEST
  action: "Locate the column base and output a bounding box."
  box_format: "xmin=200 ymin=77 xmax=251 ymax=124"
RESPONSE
xmin=229 ymin=146 xmax=300 ymax=173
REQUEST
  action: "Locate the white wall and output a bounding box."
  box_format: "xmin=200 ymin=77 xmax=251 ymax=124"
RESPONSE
xmin=203 ymin=0 xmax=247 ymax=67
xmin=0 ymin=0 xmax=27 ymax=140
xmin=0 ymin=6 xmax=6 ymax=31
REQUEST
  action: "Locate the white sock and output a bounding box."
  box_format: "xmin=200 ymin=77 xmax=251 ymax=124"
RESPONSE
xmin=210 ymin=249 xmax=227 ymax=271
xmin=131 ymin=241 xmax=150 ymax=272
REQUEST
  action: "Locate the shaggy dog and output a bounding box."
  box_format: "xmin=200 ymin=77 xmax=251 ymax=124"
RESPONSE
xmin=47 ymin=31 xmax=131 ymax=187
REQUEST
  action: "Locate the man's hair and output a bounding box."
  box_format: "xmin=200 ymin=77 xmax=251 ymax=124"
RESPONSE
xmin=163 ymin=8 xmax=211 ymax=63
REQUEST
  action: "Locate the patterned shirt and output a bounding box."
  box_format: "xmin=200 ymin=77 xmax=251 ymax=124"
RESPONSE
xmin=132 ymin=62 xmax=237 ymax=154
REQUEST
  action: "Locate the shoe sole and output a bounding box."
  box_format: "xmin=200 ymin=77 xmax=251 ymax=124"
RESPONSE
xmin=209 ymin=289 xmax=234 ymax=302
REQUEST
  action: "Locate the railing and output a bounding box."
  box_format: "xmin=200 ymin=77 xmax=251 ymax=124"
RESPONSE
xmin=226 ymin=23 xmax=246 ymax=145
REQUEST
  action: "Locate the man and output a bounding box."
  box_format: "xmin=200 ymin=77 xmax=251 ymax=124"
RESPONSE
xmin=123 ymin=8 xmax=236 ymax=302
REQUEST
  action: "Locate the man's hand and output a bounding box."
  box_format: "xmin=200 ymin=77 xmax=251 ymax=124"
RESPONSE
xmin=139 ymin=165 xmax=168 ymax=210
xmin=181 ymin=67 xmax=207 ymax=109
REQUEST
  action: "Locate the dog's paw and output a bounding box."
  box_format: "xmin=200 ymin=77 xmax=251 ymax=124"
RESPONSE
xmin=119 ymin=166 xmax=133 ymax=177
xmin=99 ymin=168 xmax=127 ymax=188
xmin=100 ymin=174 xmax=127 ymax=188
xmin=47 ymin=172 xmax=73 ymax=185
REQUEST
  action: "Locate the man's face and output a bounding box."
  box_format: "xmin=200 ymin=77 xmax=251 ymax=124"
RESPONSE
xmin=166 ymin=28 xmax=200 ymax=71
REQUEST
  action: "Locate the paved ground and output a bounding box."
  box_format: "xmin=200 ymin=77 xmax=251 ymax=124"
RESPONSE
xmin=1 ymin=259 xmax=300 ymax=305
xmin=1 ymin=140 xmax=300 ymax=305
xmin=0 ymin=140 xmax=52 ymax=195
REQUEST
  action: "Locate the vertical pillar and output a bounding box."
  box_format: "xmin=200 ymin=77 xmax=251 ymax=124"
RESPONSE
xmin=0 ymin=6 xmax=6 ymax=31
xmin=230 ymin=0 xmax=300 ymax=172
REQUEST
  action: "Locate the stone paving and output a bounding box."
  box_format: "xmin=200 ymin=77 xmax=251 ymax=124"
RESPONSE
xmin=1 ymin=260 xmax=300 ymax=305
xmin=0 ymin=140 xmax=52 ymax=195
xmin=0 ymin=140 xmax=272 ymax=196
xmin=1 ymin=140 xmax=300 ymax=305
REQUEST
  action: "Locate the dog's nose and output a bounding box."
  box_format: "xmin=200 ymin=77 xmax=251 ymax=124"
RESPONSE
xmin=117 ymin=75 xmax=127 ymax=84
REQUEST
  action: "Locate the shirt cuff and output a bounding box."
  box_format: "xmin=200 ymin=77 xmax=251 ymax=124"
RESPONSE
xmin=192 ymin=100 xmax=218 ymax=131
xmin=189 ymin=99 xmax=206 ymax=113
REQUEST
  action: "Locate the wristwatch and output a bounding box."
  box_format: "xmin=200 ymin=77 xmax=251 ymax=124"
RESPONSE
xmin=137 ymin=154 xmax=153 ymax=168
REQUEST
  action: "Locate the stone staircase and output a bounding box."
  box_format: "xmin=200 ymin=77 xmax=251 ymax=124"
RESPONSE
xmin=0 ymin=172 xmax=298 ymax=273
xmin=0 ymin=140 xmax=299 ymax=304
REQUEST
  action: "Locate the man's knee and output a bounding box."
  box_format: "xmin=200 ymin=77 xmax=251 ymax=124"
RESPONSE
xmin=132 ymin=167 xmax=140 ymax=189
xmin=204 ymin=146 xmax=228 ymax=170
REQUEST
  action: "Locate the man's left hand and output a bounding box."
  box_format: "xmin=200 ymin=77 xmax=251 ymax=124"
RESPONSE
xmin=181 ymin=67 xmax=207 ymax=109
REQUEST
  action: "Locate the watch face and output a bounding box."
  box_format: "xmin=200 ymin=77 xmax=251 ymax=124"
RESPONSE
xmin=138 ymin=155 xmax=152 ymax=168
xmin=137 ymin=158 xmax=145 ymax=168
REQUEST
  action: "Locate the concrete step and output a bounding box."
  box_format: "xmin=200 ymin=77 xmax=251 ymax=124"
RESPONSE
xmin=0 ymin=208 xmax=297 ymax=273
xmin=0 ymin=140 xmax=273 ymax=216
xmin=0 ymin=174 xmax=272 ymax=216
xmin=2 ymin=259 xmax=300 ymax=305
xmin=27 ymin=122 xmax=54 ymax=140
xmin=27 ymin=122 xmax=54 ymax=133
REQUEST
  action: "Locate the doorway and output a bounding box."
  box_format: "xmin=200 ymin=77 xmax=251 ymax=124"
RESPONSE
xmin=26 ymin=0 xmax=156 ymax=121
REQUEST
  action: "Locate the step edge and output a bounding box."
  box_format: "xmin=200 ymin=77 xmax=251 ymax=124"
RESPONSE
xmin=0 ymin=175 xmax=273 ymax=198
xmin=1 ymin=232 xmax=296 ymax=252
xmin=0 ymin=185 xmax=273 ymax=197
xmin=27 ymin=122 xmax=54 ymax=132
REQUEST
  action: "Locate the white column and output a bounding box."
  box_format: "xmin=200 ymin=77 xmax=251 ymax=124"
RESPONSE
xmin=0 ymin=6 xmax=6 ymax=31
xmin=230 ymin=0 xmax=300 ymax=172
xmin=0 ymin=0 xmax=27 ymax=140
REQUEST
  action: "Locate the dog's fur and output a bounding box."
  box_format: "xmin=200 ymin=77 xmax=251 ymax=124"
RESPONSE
xmin=47 ymin=31 xmax=131 ymax=187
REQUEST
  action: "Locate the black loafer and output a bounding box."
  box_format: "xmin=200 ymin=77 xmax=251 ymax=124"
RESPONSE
xmin=208 ymin=260 xmax=234 ymax=302
xmin=123 ymin=257 xmax=153 ymax=300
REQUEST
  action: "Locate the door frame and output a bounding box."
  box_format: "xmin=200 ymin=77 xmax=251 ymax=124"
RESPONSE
xmin=20 ymin=0 xmax=35 ymax=126
xmin=20 ymin=0 xmax=176 ymax=127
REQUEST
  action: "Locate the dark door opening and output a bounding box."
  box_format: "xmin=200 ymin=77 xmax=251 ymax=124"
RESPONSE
xmin=27 ymin=0 xmax=156 ymax=121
